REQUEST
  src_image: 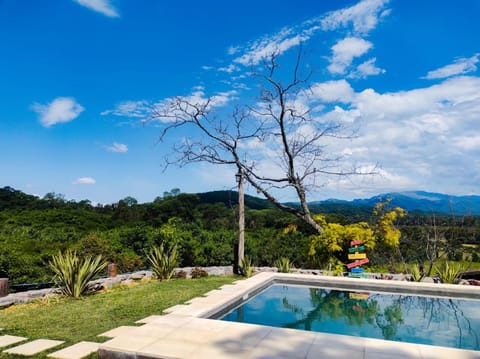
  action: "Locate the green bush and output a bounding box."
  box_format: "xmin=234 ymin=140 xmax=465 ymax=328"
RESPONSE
xmin=147 ymin=243 xmax=178 ymax=281
xmin=49 ymin=250 xmax=107 ymax=298
xmin=274 ymin=257 xmax=291 ymax=273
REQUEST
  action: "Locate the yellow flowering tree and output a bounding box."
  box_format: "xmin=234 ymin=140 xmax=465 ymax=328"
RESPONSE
xmin=309 ymin=202 xmax=406 ymax=274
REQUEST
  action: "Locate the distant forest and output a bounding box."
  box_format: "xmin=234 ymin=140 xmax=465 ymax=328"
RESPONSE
xmin=1 ymin=186 xmax=479 ymax=286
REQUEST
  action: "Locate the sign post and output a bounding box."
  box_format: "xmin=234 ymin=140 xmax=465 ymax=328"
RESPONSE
xmin=348 ymin=240 xmax=369 ymax=278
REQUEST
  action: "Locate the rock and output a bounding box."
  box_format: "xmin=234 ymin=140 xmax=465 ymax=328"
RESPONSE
xmin=458 ymin=279 xmax=470 ymax=285
xmin=421 ymin=277 xmax=435 ymax=283
xmin=468 ymin=279 xmax=480 ymax=286
xmin=0 ymin=296 xmax=14 ymax=308
xmin=129 ymin=272 xmax=146 ymax=280
xmin=207 ymin=266 xmax=233 ymax=276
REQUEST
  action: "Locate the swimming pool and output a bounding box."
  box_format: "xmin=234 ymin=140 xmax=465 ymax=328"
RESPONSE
xmin=218 ymin=283 xmax=480 ymax=350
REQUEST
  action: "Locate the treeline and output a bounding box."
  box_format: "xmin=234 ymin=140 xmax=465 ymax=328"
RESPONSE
xmin=0 ymin=186 xmax=479 ymax=285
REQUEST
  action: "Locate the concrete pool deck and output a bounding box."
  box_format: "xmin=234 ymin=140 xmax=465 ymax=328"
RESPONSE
xmin=98 ymin=272 xmax=480 ymax=359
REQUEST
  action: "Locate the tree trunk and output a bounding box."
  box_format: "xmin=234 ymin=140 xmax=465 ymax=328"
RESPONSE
xmin=237 ymin=173 xmax=245 ymax=271
xmin=0 ymin=278 xmax=8 ymax=297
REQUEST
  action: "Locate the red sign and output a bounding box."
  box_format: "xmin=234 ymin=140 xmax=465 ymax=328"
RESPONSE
xmin=350 ymin=239 xmax=363 ymax=246
xmin=347 ymin=258 xmax=369 ymax=269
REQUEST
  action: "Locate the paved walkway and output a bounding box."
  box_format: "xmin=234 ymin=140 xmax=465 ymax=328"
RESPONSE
xmin=0 ymin=335 xmax=99 ymax=358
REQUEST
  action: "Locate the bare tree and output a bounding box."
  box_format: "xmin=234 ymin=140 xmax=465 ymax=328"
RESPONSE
xmin=150 ymin=51 xmax=369 ymax=235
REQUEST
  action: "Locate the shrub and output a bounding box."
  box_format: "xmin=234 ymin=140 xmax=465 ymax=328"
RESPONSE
xmin=147 ymin=243 xmax=178 ymax=281
xmin=434 ymin=261 xmax=465 ymax=284
xmin=274 ymin=257 xmax=291 ymax=273
xmin=191 ymin=267 xmax=208 ymax=279
xmin=49 ymin=250 xmax=107 ymax=298
xmin=240 ymin=256 xmax=254 ymax=278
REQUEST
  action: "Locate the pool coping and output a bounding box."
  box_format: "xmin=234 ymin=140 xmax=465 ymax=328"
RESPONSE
xmin=98 ymin=272 xmax=480 ymax=359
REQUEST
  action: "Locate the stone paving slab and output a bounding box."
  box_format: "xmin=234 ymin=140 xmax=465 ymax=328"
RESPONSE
xmin=0 ymin=335 xmax=28 ymax=348
xmin=47 ymin=341 xmax=100 ymax=359
xmin=135 ymin=315 xmax=163 ymax=324
xmin=98 ymin=326 xmax=138 ymax=338
xmin=4 ymin=339 xmax=64 ymax=356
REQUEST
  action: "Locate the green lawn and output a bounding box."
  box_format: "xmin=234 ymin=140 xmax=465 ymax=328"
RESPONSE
xmin=0 ymin=276 xmax=237 ymax=358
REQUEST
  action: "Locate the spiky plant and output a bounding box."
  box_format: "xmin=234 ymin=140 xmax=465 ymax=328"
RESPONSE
xmin=434 ymin=261 xmax=465 ymax=284
xmin=240 ymin=256 xmax=254 ymax=278
xmin=408 ymin=264 xmax=424 ymax=282
xmin=147 ymin=243 xmax=178 ymax=281
xmin=274 ymin=257 xmax=291 ymax=273
xmin=49 ymin=250 xmax=107 ymax=298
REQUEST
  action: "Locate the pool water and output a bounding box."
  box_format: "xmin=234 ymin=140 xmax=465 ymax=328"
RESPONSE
xmin=220 ymin=284 xmax=480 ymax=350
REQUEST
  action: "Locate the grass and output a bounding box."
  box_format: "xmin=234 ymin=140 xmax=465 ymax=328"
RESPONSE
xmin=0 ymin=276 xmax=236 ymax=358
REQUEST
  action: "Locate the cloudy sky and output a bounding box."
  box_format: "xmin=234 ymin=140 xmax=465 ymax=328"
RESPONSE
xmin=1 ymin=0 xmax=479 ymax=204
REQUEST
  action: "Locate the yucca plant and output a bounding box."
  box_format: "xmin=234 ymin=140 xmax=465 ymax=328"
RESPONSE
xmin=434 ymin=261 xmax=465 ymax=284
xmin=147 ymin=243 xmax=178 ymax=281
xmin=240 ymin=256 xmax=254 ymax=278
xmin=49 ymin=250 xmax=107 ymax=298
xmin=275 ymin=257 xmax=291 ymax=273
xmin=408 ymin=264 xmax=424 ymax=282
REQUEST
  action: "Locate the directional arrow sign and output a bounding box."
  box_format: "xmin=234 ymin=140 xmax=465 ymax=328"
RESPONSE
xmin=348 ymin=246 xmax=365 ymax=253
xmin=347 ymin=258 xmax=369 ymax=269
xmin=348 ymin=253 xmax=367 ymax=260
xmin=350 ymin=239 xmax=363 ymax=246
xmin=351 ymin=267 xmax=364 ymax=273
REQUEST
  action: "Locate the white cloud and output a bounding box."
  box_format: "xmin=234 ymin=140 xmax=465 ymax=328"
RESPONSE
xmin=453 ymin=134 xmax=480 ymax=151
xmin=424 ymin=54 xmax=479 ymax=80
xmin=349 ymin=57 xmax=385 ymax=78
xmin=328 ymin=37 xmax=373 ymax=74
xmin=73 ymin=0 xmax=119 ymax=18
xmin=309 ymin=80 xmax=355 ymax=103
xmin=308 ymin=76 xmax=480 ymax=196
xmin=229 ymin=0 xmax=389 ymax=68
xmin=321 ymin=0 xmax=390 ymax=35
xmin=227 ymin=46 xmax=240 ymax=55
xmin=107 ymin=142 xmax=128 ymax=153
xmin=101 ymin=100 xmax=150 ymax=118
xmin=234 ymin=32 xmax=307 ymax=66
xmin=73 ymin=177 xmax=96 ymax=185
xmin=218 ymin=64 xmax=240 ymax=73
xmin=104 ymin=88 xmax=237 ymax=121
xmin=32 ymin=97 xmax=84 ymax=128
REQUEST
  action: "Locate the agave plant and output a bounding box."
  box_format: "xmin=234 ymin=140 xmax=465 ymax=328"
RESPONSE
xmin=408 ymin=264 xmax=424 ymax=282
xmin=147 ymin=243 xmax=178 ymax=281
xmin=49 ymin=250 xmax=107 ymax=298
xmin=274 ymin=257 xmax=291 ymax=273
xmin=240 ymin=256 xmax=254 ymax=278
xmin=434 ymin=261 xmax=465 ymax=284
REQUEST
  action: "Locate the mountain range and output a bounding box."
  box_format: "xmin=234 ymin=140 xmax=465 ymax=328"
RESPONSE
xmin=312 ymin=191 xmax=480 ymax=216
xmin=199 ymin=190 xmax=480 ymax=216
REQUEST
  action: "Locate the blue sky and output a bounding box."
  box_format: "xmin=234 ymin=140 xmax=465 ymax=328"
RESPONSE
xmin=1 ymin=0 xmax=479 ymax=204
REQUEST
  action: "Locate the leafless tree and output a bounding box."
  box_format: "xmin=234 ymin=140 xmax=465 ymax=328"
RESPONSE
xmin=150 ymin=51 xmax=372 ymax=235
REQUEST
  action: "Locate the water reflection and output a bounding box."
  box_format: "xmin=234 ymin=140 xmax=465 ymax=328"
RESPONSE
xmin=221 ymin=284 xmax=480 ymax=350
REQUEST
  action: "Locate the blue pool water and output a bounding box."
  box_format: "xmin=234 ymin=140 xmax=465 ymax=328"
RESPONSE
xmin=220 ymin=284 xmax=480 ymax=350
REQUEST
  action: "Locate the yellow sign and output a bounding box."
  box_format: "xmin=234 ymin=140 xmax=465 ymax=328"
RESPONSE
xmin=348 ymin=253 xmax=367 ymax=260
xmin=349 ymin=293 xmax=369 ymax=300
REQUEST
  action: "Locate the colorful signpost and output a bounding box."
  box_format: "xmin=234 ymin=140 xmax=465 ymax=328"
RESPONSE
xmin=348 ymin=239 xmax=369 ymax=278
